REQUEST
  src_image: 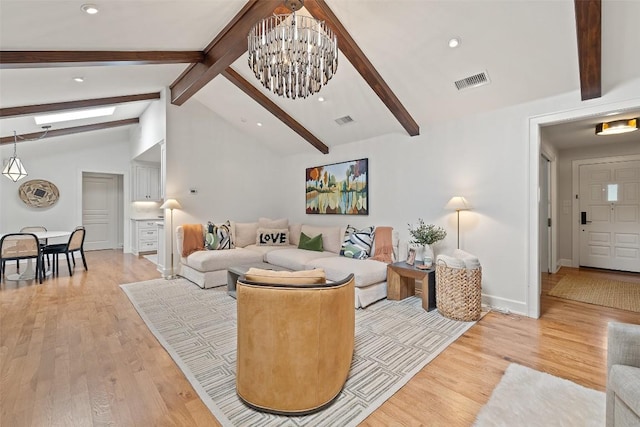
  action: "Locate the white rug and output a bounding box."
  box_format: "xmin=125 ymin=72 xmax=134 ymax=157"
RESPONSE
xmin=121 ymin=278 xmax=476 ymax=426
xmin=474 ymin=363 xmax=605 ymax=427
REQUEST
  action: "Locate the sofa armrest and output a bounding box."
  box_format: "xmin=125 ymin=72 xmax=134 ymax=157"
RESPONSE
xmin=608 ymin=322 xmax=640 ymax=371
xmin=176 ymin=225 xmax=185 ymax=259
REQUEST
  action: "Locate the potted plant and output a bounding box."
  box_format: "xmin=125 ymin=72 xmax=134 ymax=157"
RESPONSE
xmin=408 ymin=219 xmax=446 ymax=266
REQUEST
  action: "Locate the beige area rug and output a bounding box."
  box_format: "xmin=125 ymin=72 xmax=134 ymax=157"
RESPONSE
xmin=121 ymin=278 xmax=476 ymax=427
xmin=548 ymin=274 xmax=640 ymax=312
xmin=473 ymin=364 xmax=604 ymax=427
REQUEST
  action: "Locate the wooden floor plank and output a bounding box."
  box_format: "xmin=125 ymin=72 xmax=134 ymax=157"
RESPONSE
xmin=0 ymin=251 xmax=638 ymax=426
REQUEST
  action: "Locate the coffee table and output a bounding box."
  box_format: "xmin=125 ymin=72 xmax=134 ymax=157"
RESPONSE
xmin=386 ymin=261 xmax=436 ymax=311
xmin=227 ymin=262 xmax=292 ymax=298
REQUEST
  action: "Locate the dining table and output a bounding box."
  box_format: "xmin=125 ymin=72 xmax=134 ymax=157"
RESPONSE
xmin=1 ymin=230 xmax=71 ymax=281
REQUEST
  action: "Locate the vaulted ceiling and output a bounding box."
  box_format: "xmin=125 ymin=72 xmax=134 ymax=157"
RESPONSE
xmin=1 ymin=0 xmax=639 ymax=154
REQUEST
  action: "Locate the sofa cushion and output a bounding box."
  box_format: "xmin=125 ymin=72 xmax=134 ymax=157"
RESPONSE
xmin=340 ymin=225 xmax=375 ymax=259
xmin=231 ymin=221 xmax=259 ymax=248
xmin=205 ymin=221 xmax=234 ymax=250
xmin=265 ymin=248 xmax=338 ymax=271
xmin=244 ymin=267 xmax=326 ymax=285
xmin=305 ymin=256 xmax=388 ymax=288
xmin=289 ymin=223 xmax=302 ymax=246
xmin=244 ymin=244 xmax=297 ymax=261
xmin=186 ymin=248 xmax=262 ymax=272
xmin=256 ymin=228 xmax=289 ymax=246
xmin=301 ymin=224 xmax=342 ymax=254
xmin=258 ymin=217 xmax=289 ymax=229
xmin=298 ymin=232 xmax=323 ymax=251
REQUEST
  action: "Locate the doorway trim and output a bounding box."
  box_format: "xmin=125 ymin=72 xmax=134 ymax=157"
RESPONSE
xmin=571 ymin=154 xmax=640 ymax=268
xmin=76 ymin=167 xmax=131 ymax=253
xmin=528 ymin=97 xmax=640 ymax=318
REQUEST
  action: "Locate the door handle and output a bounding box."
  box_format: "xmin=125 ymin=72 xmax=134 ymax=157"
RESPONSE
xmin=581 ymin=211 xmax=592 ymax=224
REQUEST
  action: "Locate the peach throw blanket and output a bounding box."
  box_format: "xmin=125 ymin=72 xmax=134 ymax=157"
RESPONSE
xmin=181 ymin=224 xmax=204 ymax=257
xmin=371 ymin=226 xmax=393 ymax=264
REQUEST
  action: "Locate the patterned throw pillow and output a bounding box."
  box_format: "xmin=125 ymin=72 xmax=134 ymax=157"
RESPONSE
xmin=340 ymin=225 xmax=375 ymax=259
xmin=256 ymin=228 xmax=290 ymax=246
xmin=205 ymin=220 xmax=234 ymax=250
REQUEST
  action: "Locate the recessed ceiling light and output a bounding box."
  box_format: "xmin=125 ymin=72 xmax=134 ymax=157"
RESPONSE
xmin=448 ymin=38 xmax=461 ymax=48
xmin=256 ymin=122 xmax=263 ymax=127
xmin=73 ymin=77 xmax=85 ymax=83
xmin=35 ymin=106 xmax=115 ymax=125
xmin=81 ymin=4 xmax=99 ymax=14
xmin=318 ymin=97 xmax=325 ymax=102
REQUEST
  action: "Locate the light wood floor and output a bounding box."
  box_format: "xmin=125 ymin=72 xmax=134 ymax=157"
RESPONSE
xmin=1 ymin=251 xmax=638 ymax=426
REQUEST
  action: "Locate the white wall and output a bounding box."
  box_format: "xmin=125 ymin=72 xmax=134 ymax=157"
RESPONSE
xmin=556 ymin=141 xmax=640 ymax=263
xmin=161 ymin=97 xmax=283 ymax=275
xmin=278 ymin=78 xmax=640 ymax=316
xmin=0 ymin=128 xmax=133 ymax=249
xmin=132 ymin=89 xmax=166 ymax=159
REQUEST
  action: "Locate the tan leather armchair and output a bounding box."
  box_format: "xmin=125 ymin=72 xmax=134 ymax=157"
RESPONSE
xmin=236 ymin=269 xmax=355 ymax=415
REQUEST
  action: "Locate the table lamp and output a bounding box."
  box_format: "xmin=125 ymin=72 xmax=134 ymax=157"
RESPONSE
xmin=444 ymin=196 xmax=472 ymax=249
xmin=160 ymin=198 xmax=182 ymax=279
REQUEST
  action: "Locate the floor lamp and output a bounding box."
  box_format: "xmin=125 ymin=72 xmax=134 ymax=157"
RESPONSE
xmin=444 ymin=196 xmax=472 ymax=249
xmin=160 ymin=198 xmax=182 ymax=279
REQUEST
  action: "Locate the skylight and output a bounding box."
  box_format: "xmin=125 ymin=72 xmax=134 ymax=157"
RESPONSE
xmin=35 ymin=107 xmax=116 ymax=125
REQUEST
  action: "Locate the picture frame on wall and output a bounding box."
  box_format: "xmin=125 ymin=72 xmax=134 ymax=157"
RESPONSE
xmin=305 ymin=158 xmax=368 ymax=215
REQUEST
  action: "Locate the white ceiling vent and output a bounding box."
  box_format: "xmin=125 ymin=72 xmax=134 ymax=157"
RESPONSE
xmin=455 ymin=71 xmax=490 ymax=90
xmin=335 ymin=115 xmax=355 ymax=126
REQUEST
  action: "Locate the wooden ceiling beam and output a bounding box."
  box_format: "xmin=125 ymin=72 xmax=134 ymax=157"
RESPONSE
xmin=0 ymin=92 xmax=160 ymax=118
xmin=222 ymin=68 xmax=329 ymax=154
xmin=170 ymin=0 xmax=282 ymax=106
xmin=0 ymin=51 xmax=203 ymax=69
xmin=304 ymin=0 xmax=420 ymax=137
xmin=0 ymin=118 xmax=139 ymax=145
xmin=574 ymin=0 xmax=601 ymax=100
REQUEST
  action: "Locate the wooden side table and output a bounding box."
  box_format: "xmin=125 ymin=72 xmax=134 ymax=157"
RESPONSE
xmin=387 ymin=262 xmax=436 ymax=311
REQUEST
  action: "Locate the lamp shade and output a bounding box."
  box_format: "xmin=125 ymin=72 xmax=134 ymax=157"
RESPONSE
xmin=444 ymin=196 xmax=472 ymax=211
xmin=160 ymin=198 xmax=182 ymax=210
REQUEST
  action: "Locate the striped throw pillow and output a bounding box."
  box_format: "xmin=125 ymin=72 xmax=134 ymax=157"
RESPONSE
xmin=340 ymin=225 xmax=374 ymax=259
xmin=205 ymin=220 xmax=234 ymax=250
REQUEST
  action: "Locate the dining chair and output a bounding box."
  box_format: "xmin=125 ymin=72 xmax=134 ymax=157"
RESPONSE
xmin=43 ymin=226 xmax=88 ymax=276
xmin=20 ymin=226 xmax=49 ymax=269
xmin=0 ymin=233 xmax=43 ymax=284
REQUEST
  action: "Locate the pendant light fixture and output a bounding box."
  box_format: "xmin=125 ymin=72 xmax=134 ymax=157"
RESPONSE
xmin=2 ymin=127 xmax=51 ymax=182
xmin=2 ymin=131 xmax=28 ymax=182
xmin=247 ymin=0 xmax=338 ymax=99
xmin=595 ymin=118 xmax=638 ymax=135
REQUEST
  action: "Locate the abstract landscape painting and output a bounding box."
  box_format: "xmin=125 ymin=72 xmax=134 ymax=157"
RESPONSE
xmin=306 ymin=158 xmax=368 ymax=215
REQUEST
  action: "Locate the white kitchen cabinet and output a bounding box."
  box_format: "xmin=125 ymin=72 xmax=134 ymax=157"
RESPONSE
xmin=131 ymin=219 xmax=160 ymax=255
xmin=133 ymin=162 xmax=161 ymax=201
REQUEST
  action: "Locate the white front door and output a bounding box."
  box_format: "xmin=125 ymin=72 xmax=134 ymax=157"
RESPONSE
xmin=579 ymin=160 xmax=640 ymax=272
xmin=82 ymin=173 xmax=120 ymax=251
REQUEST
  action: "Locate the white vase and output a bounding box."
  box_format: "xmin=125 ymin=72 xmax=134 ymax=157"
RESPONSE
xmin=422 ymin=245 xmax=434 ymax=267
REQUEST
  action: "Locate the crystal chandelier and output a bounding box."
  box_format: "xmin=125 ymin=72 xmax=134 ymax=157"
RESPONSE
xmin=2 ymin=131 xmax=28 ymax=182
xmin=248 ymin=0 xmax=338 ymax=99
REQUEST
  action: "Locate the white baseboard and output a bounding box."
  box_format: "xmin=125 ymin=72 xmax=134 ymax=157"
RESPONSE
xmin=558 ymin=259 xmax=573 ymax=268
xmin=481 ymin=294 xmax=528 ymax=317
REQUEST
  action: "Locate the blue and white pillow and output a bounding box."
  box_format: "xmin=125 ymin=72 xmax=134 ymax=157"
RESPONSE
xmin=340 ymin=225 xmax=374 ymax=259
xmin=205 ymin=220 xmax=234 ymax=250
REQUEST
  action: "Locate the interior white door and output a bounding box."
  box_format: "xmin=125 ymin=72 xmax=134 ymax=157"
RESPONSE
xmin=539 ymin=155 xmax=550 ymax=275
xmin=579 ymin=160 xmax=640 ymax=272
xmin=82 ymin=173 xmax=118 ymax=251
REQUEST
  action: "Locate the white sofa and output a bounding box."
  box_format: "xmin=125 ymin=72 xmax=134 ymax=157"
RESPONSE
xmin=176 ymin=220 xmax=398 ymax=308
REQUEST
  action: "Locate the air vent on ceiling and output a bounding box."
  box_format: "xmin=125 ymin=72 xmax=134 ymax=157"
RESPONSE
xmin=335 ymin=115 xmax=355 ymax=126
xmin=455 ymin=71 xmax=490 ymax=90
